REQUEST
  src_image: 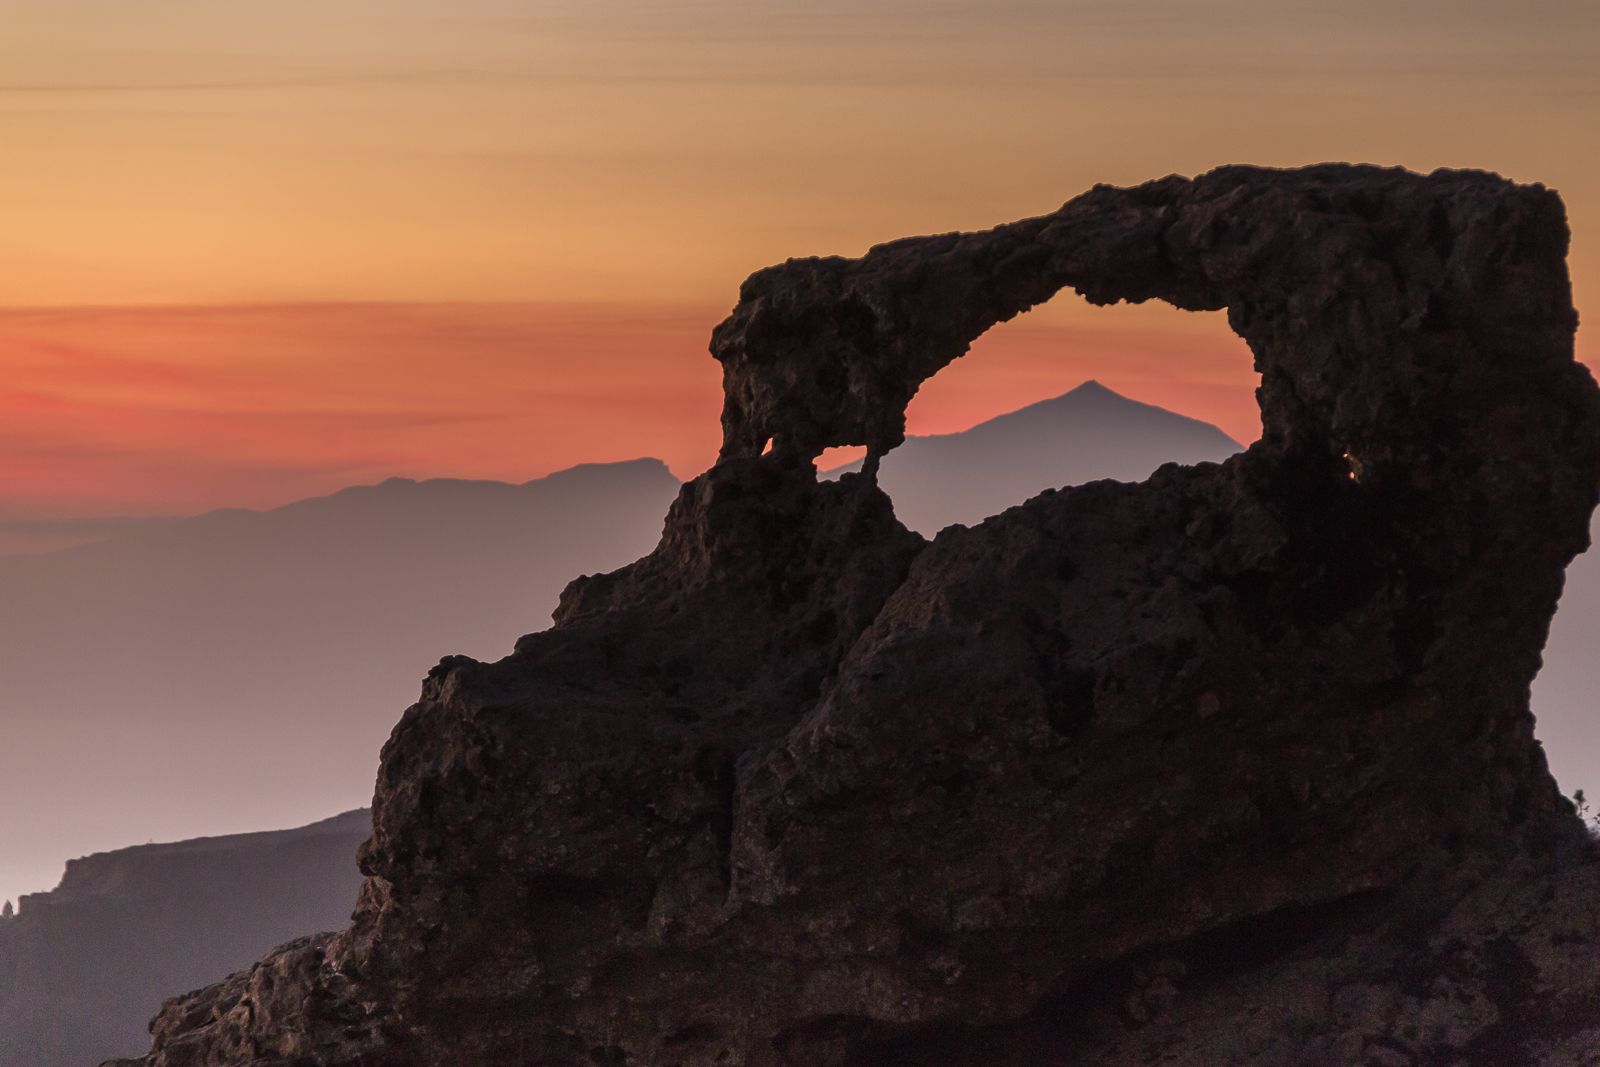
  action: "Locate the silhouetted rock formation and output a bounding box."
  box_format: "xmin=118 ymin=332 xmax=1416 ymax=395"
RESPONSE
xmin=119 ymin=164 xmax=1600 ymax=1066
xmin=0 ymin=811 xmax=366 ymax=1067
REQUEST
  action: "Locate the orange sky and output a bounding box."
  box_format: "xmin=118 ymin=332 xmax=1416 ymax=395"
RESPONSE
xmin=0 ymin=299 xmax=1250 ymax=514
xmin=1 ymin=0 xmax=1597 ymax=530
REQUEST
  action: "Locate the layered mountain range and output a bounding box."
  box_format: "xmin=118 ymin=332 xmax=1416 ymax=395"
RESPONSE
xmin=1 ymin=384 xmax=1245 ymax=1066
xmin=0 ymin=459 xmax=680 ymax=908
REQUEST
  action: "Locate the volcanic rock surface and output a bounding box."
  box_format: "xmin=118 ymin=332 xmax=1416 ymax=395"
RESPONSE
xmin=118 ymin=164 xmax=1600 ymax=1066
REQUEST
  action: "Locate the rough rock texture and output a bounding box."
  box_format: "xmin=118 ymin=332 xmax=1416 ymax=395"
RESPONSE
xmin=119 ymin=164 xmax=1600 ymax=1066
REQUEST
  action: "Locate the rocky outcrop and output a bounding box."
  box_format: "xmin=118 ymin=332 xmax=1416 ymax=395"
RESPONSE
xmin=119 ymin=164 xmax=1600 ymax=1066
xmin=0 ymin=811 xmax=367 ymax=1067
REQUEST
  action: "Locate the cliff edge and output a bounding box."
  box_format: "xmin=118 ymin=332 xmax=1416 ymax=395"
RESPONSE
xmin=0 ymin=811 xmax=367 ymax=1067
xmin=117 ymin=164 xmax=1600 ymax=1066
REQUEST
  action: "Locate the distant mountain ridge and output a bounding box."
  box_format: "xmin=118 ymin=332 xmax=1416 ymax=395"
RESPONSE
xmin=0 ymin=463 xmax=681 ymax=559
xmin=75 ymin=458 xmax=678 ymax=549
xmin=0 ymin=811 xmax=369 ymax=1067
xmin=29 ymin=810 xmax=368 ymax=905
xmin=0 ymin=458 xmax=684 ymax=909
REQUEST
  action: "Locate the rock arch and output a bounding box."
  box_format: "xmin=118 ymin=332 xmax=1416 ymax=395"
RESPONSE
xmin=713 ymin=164 xmax=1587 ymax=502
xmin=119 ymin=164 xmax=1600 ymax=1067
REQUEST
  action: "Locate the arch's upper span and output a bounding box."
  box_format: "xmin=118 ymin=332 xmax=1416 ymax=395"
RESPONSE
xmin=713 ymin=165 xmax=1583 ymax=493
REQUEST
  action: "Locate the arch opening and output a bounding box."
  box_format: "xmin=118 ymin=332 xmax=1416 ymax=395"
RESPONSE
xmin=821 ymin=291 xmax=1255 ymax=536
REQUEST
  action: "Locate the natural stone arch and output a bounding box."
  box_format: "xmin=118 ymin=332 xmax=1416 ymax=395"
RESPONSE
xmin=815 ymin=289 xmax=1253 ymax=538
xmin=711 ymin=164 xmax=1585 ymax=498
xmin=119 ymin=164 xmax=1600 ymax=1067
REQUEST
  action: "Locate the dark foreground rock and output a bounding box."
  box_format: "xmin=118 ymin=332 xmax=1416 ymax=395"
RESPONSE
xmin=118 ymin=165 xmax=1600 ymax=1066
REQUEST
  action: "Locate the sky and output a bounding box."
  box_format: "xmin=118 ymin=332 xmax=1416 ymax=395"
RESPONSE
xmin=1 ymin=1 xmax=1599 ymax=902
xmin=1 ymin=0 xmax=1596 ymax=535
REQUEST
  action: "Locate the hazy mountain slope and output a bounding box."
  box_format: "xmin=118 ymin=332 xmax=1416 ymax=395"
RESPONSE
xmin=0 ymin=460 xmax=681 ymax=906
xmin=1533 ymin=512 xmax=1600 ymax=804
xmin=827 ymin=380 xmax=1244 ymax=534
xmin=0 ymin=810 xmax=369 ymax=1067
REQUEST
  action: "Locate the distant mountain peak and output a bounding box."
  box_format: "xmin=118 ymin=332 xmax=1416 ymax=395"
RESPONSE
xmin=532 ymin=457 xmax=677 ymax=487
xmin=954 ymin=382 xmax=1245 ymax=451
xmin=818 ymin=382 xmax=1244 ymax=534
xmin=356 ymin=458 xmax=678 ymax=496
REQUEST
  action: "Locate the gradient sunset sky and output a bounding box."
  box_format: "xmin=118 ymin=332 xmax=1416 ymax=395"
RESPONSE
xmin=3 ymin=0 xmax=1598 ymax=537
